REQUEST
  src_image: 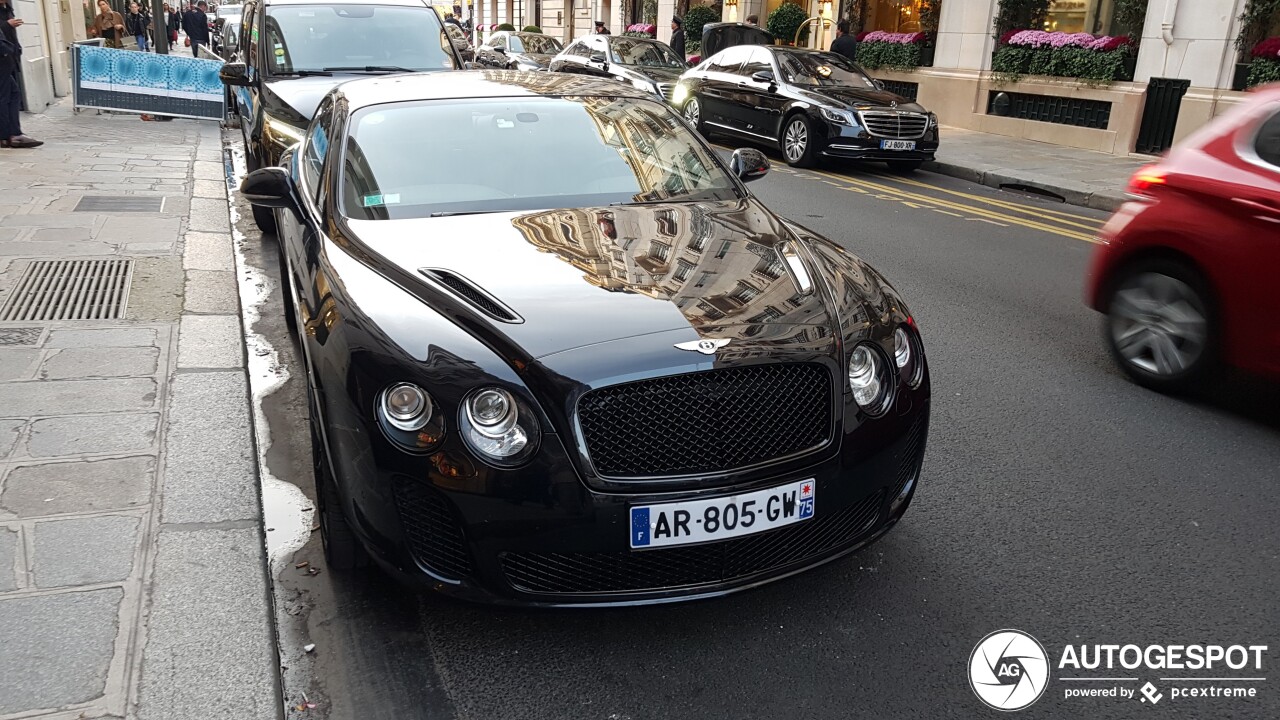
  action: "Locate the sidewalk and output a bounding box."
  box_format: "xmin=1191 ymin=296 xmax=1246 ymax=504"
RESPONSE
xmin=927 ymin=126 xmax=1151 ymax=212
xmin=0 ymin=103 xmax=279 ymax=719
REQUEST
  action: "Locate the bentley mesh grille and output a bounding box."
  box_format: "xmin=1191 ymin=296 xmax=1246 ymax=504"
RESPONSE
xmin=500 ymin=490 xmax=884 ymax=594
xmin=393 ymin=478 xmax=474 ymax=580
xmin=577 ymin=363 xmax=833 ymax=478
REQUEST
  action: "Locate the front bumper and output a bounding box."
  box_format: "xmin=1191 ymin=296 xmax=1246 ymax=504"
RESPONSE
xmin=817 ymin=122 xmax=939 ymax=162
xmin=346 ymin=393 xmax=930 ymax=607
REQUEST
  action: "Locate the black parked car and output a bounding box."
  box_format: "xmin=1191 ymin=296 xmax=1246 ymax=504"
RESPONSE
xmin=219 ymin=0 xmax=461 ymax=231
xmin=698 ymin=20 xmax=771 ymax=59
xmin=549 ymin=34 xmax=687 ymax=103
xmin=240 ymin=71 xmax=930 ymax=606
xmin=475 ymin=30 xmax=561 ymax=70
xmin=676 ymin=45 xmax=938 ymax=170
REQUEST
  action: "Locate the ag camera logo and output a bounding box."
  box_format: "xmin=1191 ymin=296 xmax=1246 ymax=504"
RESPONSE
xmin=969 ymin=629 xmax=1050 ymax=711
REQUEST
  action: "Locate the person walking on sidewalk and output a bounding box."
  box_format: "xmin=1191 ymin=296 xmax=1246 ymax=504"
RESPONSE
xmin=830 ymin=20 xmax=857 ymax=63
xmin=182 ymin=0 xmax=210 ymax=57
xmin=0 ymin=0 xmax=41 ymax=148
xmin=92 ymin=0 xmax=126 ymax=48
xmin=163 ymin=3 xmax=180 ymax=46
xmin=126 ymin=1 xmax=152 ymax=51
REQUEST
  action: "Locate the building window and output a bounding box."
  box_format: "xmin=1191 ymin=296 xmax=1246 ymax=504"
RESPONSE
xmin=673 ymin=259 xmax=695 ymax=282
xmin=688 ymin=233 xmax=708 ymax=252
xmin=867 ymin=0 xmax=925 ymax=33
xmin=695 ymin=271 xmax=714 ymax=288
xmin=1044 ymin=0 xmax=1124 ymax=35
xmin=649 ymin=241 xmax=671 ymax=262
xmin=730 ymin=282 xmax=761 ymax=303
xmin=715 ymin=240 xmax=731 ymax=259
xmin=753 ymin=254 xmax=785 ymax=280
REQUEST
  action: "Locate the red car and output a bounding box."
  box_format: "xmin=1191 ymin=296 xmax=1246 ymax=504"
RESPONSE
xmin=1086 ymin=85 xmax=1280 ymax=391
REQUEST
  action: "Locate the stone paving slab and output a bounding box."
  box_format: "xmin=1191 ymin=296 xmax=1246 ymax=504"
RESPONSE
xmin=45 ymin=327 xmax=158 ymax=348
xmin=33 ymin=514 xmax=142 ymax=587
xmin=0 ymin=378 xmax=158 ymax=417
xmin=182 ymin=231 xmax=236 ymax=272
xmin=135 ymin=528 xmax=277 ymax=720
xmin=0 ymin=457 xmax=154 ymax=517
xmin=0 ymin=348 xmax=39 ymax=381
xmin=183 ymin=270 xmax=240 ymax=315
xmin=0 ymin=528 xmax=16 ymax=591
xmin=39 ymin=347 xmax=159 ymax=380
xmin=0 ymin=588 xmax=124 ymax=714
xmin=161 ymin=372 xmax=257 ymax=524
xmin=25 ymin=412 xmax=160 ymax=458
xmin=177 ymin=314 xmax=244 ymax=369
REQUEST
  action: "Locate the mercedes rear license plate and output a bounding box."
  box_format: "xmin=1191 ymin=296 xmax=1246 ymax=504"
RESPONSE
xmin=881 ymin=139 xmax=916 ymax=151
xmin=630 ymin=479 xmax=815 ymax=549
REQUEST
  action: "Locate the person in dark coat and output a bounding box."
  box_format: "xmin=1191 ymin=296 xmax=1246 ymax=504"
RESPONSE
xmin=182 ymin=0 xmax=210 ymax=56
xmin=830 ymin=20 xmax=858 ymax=63
xmin=0 ymin=0 xmax=39 ymax=147
xmin=594 ymin=20 xmax=609 ymax=34
xmin=669 ymin=15 xmax=684 ymax=59
xmin=125 ymin=1 xmax=152 ymax=51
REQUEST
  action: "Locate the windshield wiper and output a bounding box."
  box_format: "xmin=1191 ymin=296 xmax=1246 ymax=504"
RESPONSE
xmin=321 ymin=65 xmax=417 ymax=73
xmin=429 ymin=210 xmax=501 ymax=218
xmin=272 ymin=69 xmax=333 ymax=77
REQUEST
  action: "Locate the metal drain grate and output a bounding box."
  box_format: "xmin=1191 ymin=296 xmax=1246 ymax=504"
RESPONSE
xmin=0 ymin=259 xmax=134 ymax=321
xmin=73 ymin=196 xmax=165 ymax=213
xmin=0 ymin=327 xmax=43 ymax=345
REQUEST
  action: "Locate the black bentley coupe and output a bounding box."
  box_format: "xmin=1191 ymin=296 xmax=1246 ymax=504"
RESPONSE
xmin=676 ymin=45 xmax=939 ymax=170
xmin=241 ymin=71 xmax=930 ymax=605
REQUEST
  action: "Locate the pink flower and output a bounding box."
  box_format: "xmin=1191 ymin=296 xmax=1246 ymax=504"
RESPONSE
xmin=861 ymin=30 xmax=926 ymax=45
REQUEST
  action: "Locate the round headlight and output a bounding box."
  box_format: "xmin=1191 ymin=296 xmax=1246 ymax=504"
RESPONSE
xmin=462 ymin=387 xmax=536 ymax=464
xmin=381 ymin=383 xmax=432 ymax=431
xmin=848 ymin=345 xmax=889 ymax=413
xmin=894 ymin=327 xmax=912 ymax=369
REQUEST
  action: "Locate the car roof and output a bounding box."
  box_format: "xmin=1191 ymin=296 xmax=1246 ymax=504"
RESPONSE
xmin=335 ymin=70 xmax=658 ymax=110
xmin=259 ymin=0 xmax=429 ymax=7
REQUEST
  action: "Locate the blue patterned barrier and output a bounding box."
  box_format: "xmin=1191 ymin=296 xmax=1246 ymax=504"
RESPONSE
xmin=72 ymin=45 xmax=226 ymax=121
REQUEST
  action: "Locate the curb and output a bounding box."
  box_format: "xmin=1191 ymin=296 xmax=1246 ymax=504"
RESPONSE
xmin=923 ymin=159 xmax=1126 ymax=213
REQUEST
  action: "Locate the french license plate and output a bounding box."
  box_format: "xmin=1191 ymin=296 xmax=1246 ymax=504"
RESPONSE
xmin=881 ymin=139 xmax=916 ymax=151
xmin=629 ymin=479 xmax=815 ymax=549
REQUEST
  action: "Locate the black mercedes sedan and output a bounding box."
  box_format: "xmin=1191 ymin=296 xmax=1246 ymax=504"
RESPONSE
xmin=240 ymin=71 xmax=930 ymax=606
xmin=549 ymin=34 xmax=688 ymax=104
xmin=676 ymin=45 xmax=939 ymax=170
xmin=475 ymin=30 xmax=562 ymax=70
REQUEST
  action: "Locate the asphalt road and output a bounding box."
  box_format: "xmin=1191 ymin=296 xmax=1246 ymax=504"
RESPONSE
xmin=230 ymin=147 xmax=1280 ymax=720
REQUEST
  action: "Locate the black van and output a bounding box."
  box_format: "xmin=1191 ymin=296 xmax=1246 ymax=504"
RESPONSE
xmin=219 ymin=0 xmax=460 ymax=230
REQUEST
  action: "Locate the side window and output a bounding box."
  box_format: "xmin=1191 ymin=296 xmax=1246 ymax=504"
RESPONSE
xmin=709 ymin=46 xmax=750 ymax=74
xmin=591 ymin=37 xmax=609 ymax=57
xmin=301 ymin=100 xmax=334 ymax=204
xmin=492 ymin=34 xmax=506 ymax=49
xmin=568 ymin=41 xmax=588 ymax=58
xmin=1255 ymin=110 xmax=1280 ymax=168
xmin=742 ymin=47 xmax=774 ymax=78
xmin=508 ymin=35 xmax=523 ymax=53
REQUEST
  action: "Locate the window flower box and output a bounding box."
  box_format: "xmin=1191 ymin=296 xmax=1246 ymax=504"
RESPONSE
xmin=991 ymin=30 xmax=1136 ymax=85
xmin=854 ymin=31 xmax=933 ymax=71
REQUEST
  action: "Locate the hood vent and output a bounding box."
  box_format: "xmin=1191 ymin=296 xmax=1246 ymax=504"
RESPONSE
xmin=419 ymin=268 xmax=522 ymax=323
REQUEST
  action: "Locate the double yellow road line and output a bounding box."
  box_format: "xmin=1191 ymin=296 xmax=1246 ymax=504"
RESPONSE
xmin=788 ymin=166 xmax=1104 ymax=243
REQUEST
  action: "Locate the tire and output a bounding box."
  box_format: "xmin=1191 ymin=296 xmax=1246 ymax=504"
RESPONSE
xmin=886 ymin=160 xmax=923 ymax=173
xmin=308 ymin=386 xmax=370 ymax=570
xmin=780 ymin=114 xmax=817 ymax=168
xmin=683 ymin=96 xmax=705 ymax=135
xmin=244 ymin=143 xmax=279 ymax=234
xmin=1103 ymin=257 xmax=1217 ymax=393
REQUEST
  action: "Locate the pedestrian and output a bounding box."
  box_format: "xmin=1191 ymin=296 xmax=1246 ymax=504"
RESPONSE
xmin=830 ymin=19 xmax=857 ymax=63
xmin=745 ymin=14 xmax=757 ymax=25
xmin=444 ymin=12 xmax=462 ymax=30
xmin=594 ymin=19 xmax=609 ymax=34
xmin=669 ymin=15 xmax=684 ymax=59
xmin=92 ymin=0 xmax=126 ymax=49
xmin=181 ymin=0 xmax=210 ymax=56
xmin=163 ymin=3 xmax=180 ymax=46
xmin=0 ymin=0 xmax=41 ymax=148
xmin=126 ymin=1 xmax=151 ymax=51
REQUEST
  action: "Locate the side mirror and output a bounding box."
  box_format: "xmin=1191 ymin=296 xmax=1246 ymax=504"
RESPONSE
xmin=241 ymin=167 xmax=298 ymax=209
xmin=494 ymin=46 xmax=505 ymax=54
xmin=729 ymin=148 xmax=769 ymax=183
xmin=751 ymin=70 xmax=774 ymax=84
xmin=589 ymin=52 xmax=608 ymax=66
xmin=873 ymin=79 xmax=886 ymax=90
xmin=219 ymin=62 xmax=251 ymax=86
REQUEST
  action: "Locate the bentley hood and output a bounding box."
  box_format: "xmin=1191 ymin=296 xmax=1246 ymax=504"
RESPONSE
xmin=349 ymin=199 xmax=850 ymax=359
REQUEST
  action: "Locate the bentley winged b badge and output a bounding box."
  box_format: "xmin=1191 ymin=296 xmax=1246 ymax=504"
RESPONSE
xmin=675 ymin=338 xmax=732 ymax=355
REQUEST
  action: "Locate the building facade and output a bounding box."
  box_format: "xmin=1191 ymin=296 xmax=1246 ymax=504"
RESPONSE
xmin=713 ymin=0 xmax=1261 ymax=156
xmin=11 ymin=0 xmax=84 ymax=113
